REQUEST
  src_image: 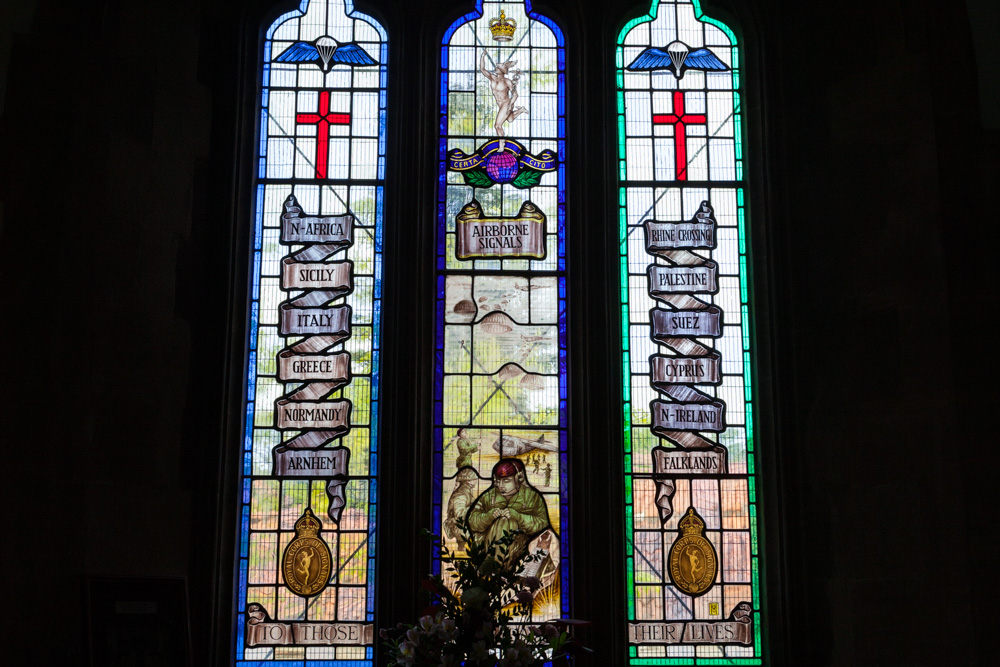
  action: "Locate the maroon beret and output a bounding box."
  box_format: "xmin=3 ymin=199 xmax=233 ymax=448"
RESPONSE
xmin=493 ymin=460 xmax=521 ymax=478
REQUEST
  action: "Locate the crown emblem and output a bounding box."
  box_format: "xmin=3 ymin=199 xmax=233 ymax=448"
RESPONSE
xmin=293 ymin=507 xmax=322 ymax=538
xmin=489 ymin=10 xmax=516 ymax=42
xmin=677 ymin=507 xmax=706 ymax=535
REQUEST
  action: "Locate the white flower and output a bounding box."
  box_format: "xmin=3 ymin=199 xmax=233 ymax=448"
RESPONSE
xmin=469 ymin=640 xmax=490 ymax=661
xmin=438 ymin=617 xmax=458 ymax=640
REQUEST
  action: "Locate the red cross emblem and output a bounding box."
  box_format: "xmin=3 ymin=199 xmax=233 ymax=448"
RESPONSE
xmin=296 ymin=91 xmax=351 ymax=179
xmin=653 ymin=91 xmax=707 ymax=181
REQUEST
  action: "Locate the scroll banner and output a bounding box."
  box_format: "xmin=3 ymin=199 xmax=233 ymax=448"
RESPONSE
xmin=281 ymin=259 xmax=352 ymax=292
xmin=645 ymin=202 xmax=723 ymax=457
xmin=280 ymin=196 xmax=354 ymax=246
xmin=278 ymin=350 xmax=351 ymax=383
xmin=246 ymin=604 xmax=373 ymax=647
xmin=648 ymin=263 xmax=718 ymax=298
xmin=628 ymin=602 xmax=754 ymax=645
xmin=650 ymin=306 xmax=722 ymax=340
xmin=275 ymin=195 xmax=356 ymax=451
xmin=651 ymin=398 xmax=725 ymax=434
xmin=454 ymin=199 xmax=546 ymax=259
xmin=650 ymin=353 xmax=721 ymax=387
xmin=276 ymin=399 xmax=352 ymax=432
xmin=652 ymin=444 xmax=728 ymax=522
xmin=448 ymin=138 xmax=557 ymax=172
xmin=280 ymin=304 xmax=352 ymax=338
xmin=643 ymin=200 xmax=718 ymax=255
xmin=272 ymin=447 xmax=350 ymax=522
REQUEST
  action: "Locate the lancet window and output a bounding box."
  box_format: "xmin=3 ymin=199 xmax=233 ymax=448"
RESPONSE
xmin=234 ymin=1 xmax=387 ymax=663
xmin=617 ymin=1 xmax=765 ymax=662
xmin=433 ymin=0 xmax=570 ymax=622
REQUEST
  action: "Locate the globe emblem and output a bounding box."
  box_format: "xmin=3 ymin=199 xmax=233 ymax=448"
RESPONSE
xmin=484 ymin=151 xmax=519 ymax=183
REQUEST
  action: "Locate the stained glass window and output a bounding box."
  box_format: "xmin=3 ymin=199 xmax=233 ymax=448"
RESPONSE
xmin=433 ymin=0 xmax=569 ymax=621
xmin=234 ymin=1 xmax=386 ymax=663
xmin=617 ymin=1 xmax=764 ymax=663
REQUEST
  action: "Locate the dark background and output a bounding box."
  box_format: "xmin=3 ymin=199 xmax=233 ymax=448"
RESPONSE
xmin=1 ymin=0 xmax=997 ymax=665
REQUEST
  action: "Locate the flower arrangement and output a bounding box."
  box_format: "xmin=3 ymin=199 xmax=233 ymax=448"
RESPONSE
xmin=380 ymin=520 xmax=588 ymax=666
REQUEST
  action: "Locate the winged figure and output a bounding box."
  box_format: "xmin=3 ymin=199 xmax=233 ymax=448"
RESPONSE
xmin=626 ymin=40 xmax=728 ymax=79
xmin=274 ymin=36 xmax=377 ymax=72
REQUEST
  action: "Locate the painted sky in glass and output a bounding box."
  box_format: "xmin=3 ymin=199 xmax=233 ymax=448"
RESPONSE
xmin=433 ymin=0 xmax=569 ymax=623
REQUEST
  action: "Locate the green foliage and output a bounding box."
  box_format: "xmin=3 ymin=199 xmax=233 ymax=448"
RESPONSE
xmin=380 ymin=520 xmax=588 ymax=666
xmin=462 ymin=168 xmax=495 ymax=189
xmin=511 ymin=169 xmax=543 ymax=189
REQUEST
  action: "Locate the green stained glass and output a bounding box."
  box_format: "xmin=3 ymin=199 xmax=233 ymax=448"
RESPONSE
xmin=618 ymin=1 xmax=765 ymax=662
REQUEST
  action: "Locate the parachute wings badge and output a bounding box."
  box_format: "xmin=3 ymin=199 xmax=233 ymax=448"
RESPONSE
xmin=274 ymin=36 xmax=377 ymax=72
xmin=626 ymin=41 xmax=728 ymax=79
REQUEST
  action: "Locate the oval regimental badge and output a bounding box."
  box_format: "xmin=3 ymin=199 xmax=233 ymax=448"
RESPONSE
xmin=281 ymin=507 xmax=333 ymax=598
xmin=667 ymin=507 xmax=718 ymax=597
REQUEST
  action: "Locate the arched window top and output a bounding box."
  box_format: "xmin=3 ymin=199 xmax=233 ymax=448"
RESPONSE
xmin=267 ymin=0 xmax=387 ymax=41
xmin=442 ymin=0 xmax=564 ymax=46
xmin=618 ymin=0 xmax=737 ymax=48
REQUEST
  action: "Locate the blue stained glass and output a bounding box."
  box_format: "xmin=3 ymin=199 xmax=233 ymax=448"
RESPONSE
xmin=235 ymin=2 xmax=387 ymax=661
xmin=252 ymin=253 xmax=261 ymax=299
xmin=254 ymin=188 xmax=265 ymax=249
xmin=258 ymin=110 xmax=268 ymax=157
xmin=235 ymin=617 xmax=246 ymax=659
xmin=240 ymin=507 xmax=250 ymax=556
xmin=249 ymin=303 xmax=258 ymax=349
xmin=238 ymin=558 xmax=248 ymax=602
xmin=435 ymin=0 xmax=569 ymax=624
xmin=246 ymin=353 xmax=256 ymax=399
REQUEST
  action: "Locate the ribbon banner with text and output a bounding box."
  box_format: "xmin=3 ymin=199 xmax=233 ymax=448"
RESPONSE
xmin=245 ymin=603 xmax=372 ymax=647
xmin=272 ymin=194 xmax=357 ymax=521
xmin=644 ymin=202 xmax=728 ymax=520
xmin=628 ymin=601 xmax=754 ymax=645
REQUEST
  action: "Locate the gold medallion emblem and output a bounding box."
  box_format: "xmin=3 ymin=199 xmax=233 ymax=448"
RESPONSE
xmin=282 ymin=508 xmax=333 ymax=598
xmin=667 ymin=507 xmax=717 ymax=597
